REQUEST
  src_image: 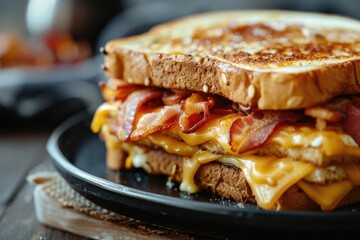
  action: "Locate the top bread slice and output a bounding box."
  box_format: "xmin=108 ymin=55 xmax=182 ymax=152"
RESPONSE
xmin=103 ymin=10 xmax=360 ymax=110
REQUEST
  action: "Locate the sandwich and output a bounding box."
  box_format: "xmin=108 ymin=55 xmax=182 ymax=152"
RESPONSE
xmin=91 ymin=10 xmax=360 ymax=212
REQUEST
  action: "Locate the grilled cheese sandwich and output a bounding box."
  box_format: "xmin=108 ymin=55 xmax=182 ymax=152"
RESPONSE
xmin=92 ymin=10 xmax=360 ymax=211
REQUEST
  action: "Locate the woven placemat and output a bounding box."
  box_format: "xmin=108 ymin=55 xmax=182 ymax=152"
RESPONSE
xmin=29 ymin=172 xmax=225 ymax=240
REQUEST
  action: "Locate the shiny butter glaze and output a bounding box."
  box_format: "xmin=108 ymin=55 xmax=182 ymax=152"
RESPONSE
xmin=148 ymin=22 xmax=360 ymax=68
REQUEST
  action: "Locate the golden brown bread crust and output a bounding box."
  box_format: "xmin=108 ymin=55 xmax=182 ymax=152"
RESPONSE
xmin=195 ymin=162 xmax=255 ymax=204
xmin=276 ymin=184 xmax=320 ymax=211
xmin=145 ymin=149 xmax=183 ymax=182
xmin=145 ymin=149 xmax=255 ymax=204
xmin=103 ymin=10 xmax=360 ymax=110
xmin=106 ymin=147 xmax=126 ymax=170
xmin=114 ymin=147 xmax=360 ymax=211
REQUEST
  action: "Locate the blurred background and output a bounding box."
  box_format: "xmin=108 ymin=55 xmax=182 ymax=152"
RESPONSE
xmin=1 ymin=0 xmax=360 ymax=131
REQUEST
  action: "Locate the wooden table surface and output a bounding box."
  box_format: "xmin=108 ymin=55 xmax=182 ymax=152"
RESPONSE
xmin=0 ymin=127 xmax=90 ymax=239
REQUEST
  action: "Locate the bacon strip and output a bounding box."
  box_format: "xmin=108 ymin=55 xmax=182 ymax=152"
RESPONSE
xmin=100 ymin=79 xmax=144 ymax=102
xmin=229 ymin=111 xmax=302 ymax=153
xmin=211 ymin=104 xmax=239 ymax=115
xmin=344 ymin=101 xmax=360 ymax=145
xmin=304 ymin=97 xmax=349 ymax=122
xmin=162 ymin=90 xmax=190 ymax=105
xmin=117 ymin=89 xmax=162 ymax=141
xmin=179 ymin=93 xmax=215 ymax=133
xmin=130 ymin=105 xmax=181 ymax=141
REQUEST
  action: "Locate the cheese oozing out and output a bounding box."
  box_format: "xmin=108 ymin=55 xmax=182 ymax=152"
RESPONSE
xmin=91 ymin=103 xmax=360 ymax=210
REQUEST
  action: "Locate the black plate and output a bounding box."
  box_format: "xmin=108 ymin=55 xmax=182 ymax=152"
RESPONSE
xmin=47 ymin=112 xmax=360 ymax=237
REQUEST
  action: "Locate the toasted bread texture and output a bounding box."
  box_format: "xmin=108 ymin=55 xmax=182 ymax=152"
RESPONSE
xmin=104 ymin=10 xmax=360 ymax=110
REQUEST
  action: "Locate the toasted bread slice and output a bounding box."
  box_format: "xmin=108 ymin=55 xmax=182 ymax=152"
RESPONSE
xmin=103 ymin=10 xmax=360 ymax=110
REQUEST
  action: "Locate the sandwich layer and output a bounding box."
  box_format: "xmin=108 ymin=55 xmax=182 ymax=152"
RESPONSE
xmin=103 ymin=10 xmax=360 ymax=109
xmin=147 ymin=149 xmax=360 ymax=211
xmin=104 ymin=143 xmax=360 ymax=211
xmin=91 ymin=81 xmax=360 ymax=211
xmin=94 ymin=10 xmax=360 ymax=212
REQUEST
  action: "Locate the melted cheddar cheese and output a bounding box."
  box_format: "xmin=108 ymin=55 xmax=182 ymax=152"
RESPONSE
xmin=175 ymin=114 xmax=239 ymax=154
xmin=234 ymin=156 xmax=314 ymax=210
xmin=91 ymin=102 xmax=360 ymax=210
xmin=147 ymin=133 xmax=199 ymax=156
xmin=298 ymin=180 xmax=353 ymax=211
xmin=343 ymin=163 xmax=360 ymax=185
xmin=272 ymin=126 xmax=360 ymax=157
xmin=180 ymin=151 xmax=222 ymax=193
xmin=91 ymin=102 xmax=119 ymax=133
xmin=176 ymin=153 xmax=314 ymax=210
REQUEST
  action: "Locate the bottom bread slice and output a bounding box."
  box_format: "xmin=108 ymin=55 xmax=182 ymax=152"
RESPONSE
xmin=109 ymin=147 xmax=360 ymax=211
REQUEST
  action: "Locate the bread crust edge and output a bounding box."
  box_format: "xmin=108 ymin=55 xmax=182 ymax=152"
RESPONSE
xmin=104 ymin=45 xmax=360 ymax=110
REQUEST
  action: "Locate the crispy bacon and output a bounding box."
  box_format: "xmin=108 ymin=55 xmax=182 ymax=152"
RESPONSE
xmin=344 ymin=101 xmax=360 ymax=145
xmin=117 ymin=89 xmax=162 ymax=141
xmin=229 ymin=111 xmax=302 ymax=153
xmin=305 ymin=106 xmax=344 ymax=122
xmin=304 ymin=97 xmax=360 ymax=131
xmin=304 ymin=97 xmax=349 ymax=122
xmin=209 ymin=95 xmax=240 ymax=115
xmin=179 ymin=93 xmax=215 ymax=133
xmin=211 ymin=103 xmax=239 ymax=115
xmin=162 ymin=90 xmax=191 ymax=105
xmin=130 ymin=105 xmax=181 ymax=141
xmin=100 ymin=79 xmax=144 ymax=102
xmin=234 ymin=103 xmax=254 ymax=114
